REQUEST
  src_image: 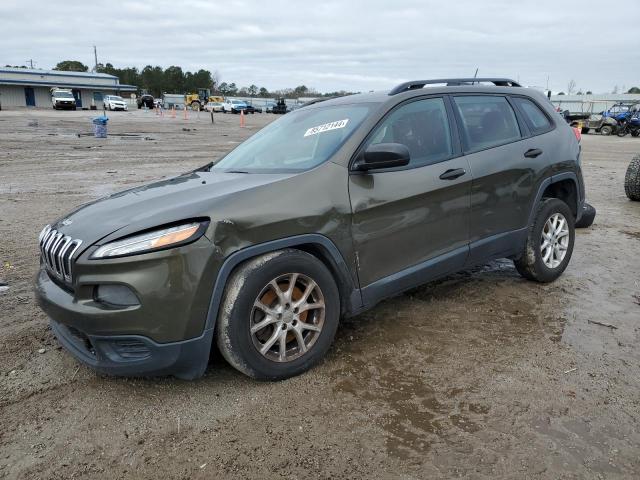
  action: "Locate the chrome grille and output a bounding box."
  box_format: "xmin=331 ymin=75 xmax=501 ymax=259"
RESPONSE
xmin=38 ymin=225 xmax=83 ymax=283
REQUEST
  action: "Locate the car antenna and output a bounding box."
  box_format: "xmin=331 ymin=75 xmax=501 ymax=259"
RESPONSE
xmin=472 ymin=68 xmax=479 ymax=85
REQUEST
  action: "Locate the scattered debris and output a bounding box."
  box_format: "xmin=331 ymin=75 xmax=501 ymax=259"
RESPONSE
xmin=38 ymin=348 xmax=46 ymax=354
xmin=564 ymin=367 xmax=577 ymax=374
xmin=71 ymin=366 xmax=80 ymax=380
xmin=199 ymin=463 xmax=207 ymax=469
xmin=633 ymin=294 xmax=640 ymax=306
xmin=106 ymin=171 xmax=118 ymax=174
xmin=0 ymin=281 xmax=8 ymax=294
xmin=28 ymin=120 xmax=38 ymax=127
xmin=588 ymin=319 xmax=618 ymax=329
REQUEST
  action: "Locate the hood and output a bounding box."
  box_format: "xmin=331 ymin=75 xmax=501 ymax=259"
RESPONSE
xmin=51 ymin=170 xmax=295 ymax=248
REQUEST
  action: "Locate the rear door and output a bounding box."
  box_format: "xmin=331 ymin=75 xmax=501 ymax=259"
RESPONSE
xmin=451 ymin=95 xmax=542 ymax=262
xmin=349 ymin=96 xmax=472 ymax=293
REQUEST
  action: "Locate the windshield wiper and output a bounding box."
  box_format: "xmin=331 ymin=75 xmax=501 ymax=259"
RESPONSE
xmin=225 ymin=169 xmax=249 ymax=174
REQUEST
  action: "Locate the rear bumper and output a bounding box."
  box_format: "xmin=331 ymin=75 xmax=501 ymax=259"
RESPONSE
xmin=49 ymin=319 xmax=212 ymax=379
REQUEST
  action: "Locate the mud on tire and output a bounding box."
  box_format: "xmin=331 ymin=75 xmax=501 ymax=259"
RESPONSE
xmin=215 ymin=249 xmax=340 ymax=380
xmin=514 ymin=198 xmax=575 ymax=283
xmin=625 ymin=155 xmax=640 ymax=201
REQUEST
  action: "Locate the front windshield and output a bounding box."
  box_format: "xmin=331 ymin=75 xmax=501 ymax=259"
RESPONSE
xmin=54 ymin=92 xmax=74 ymax=98
xmin=111 ymin=96 xmax=124 ymax=101
xmin=213 ymin=103 xmax=373 ymax=173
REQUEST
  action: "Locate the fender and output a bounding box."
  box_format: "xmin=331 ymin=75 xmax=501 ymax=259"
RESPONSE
xmin=203 ymin=234 xmax=362 ymax=332
xmin=527 ymin=172 xmax=581 ymax=226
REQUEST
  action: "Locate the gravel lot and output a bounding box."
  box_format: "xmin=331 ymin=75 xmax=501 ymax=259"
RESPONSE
xmin=1 ymin=108 xmax=639 ymax=479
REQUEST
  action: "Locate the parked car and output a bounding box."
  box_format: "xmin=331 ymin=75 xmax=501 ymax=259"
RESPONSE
xmin=35 ymin=77 xmax=587 ymax=381
xmin=137 ymin=94 xmax=154 ymax=109
xmin=103 ymin=95 xmax=128 ymax=111
xmin=222 ymin=99 xmax=247 ymax=113
xmin=50 ymin=89 xmax=76 ymax=110
xmin=582 ymin=114 xmax=618 ymax=136
xmin=265 ymin=102 xmax=276 ymax=113
xmin=244 ymin=103 xmax=259 ymax=114
xmin=205 ymin=101 xmax=223 ymax=112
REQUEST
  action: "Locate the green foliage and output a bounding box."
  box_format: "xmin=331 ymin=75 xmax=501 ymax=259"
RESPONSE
xmin=628 ymin=87 xmax=640 ymax=94
xmin=89 ymin=61 xmax=356 ymax=99
xmin=54 ymin=60 xmax=89 ymax=72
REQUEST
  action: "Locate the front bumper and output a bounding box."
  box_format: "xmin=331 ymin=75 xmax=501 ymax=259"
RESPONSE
xmin=36 ymin=268 xmax=214 ymax=379
xmin=49 ymin=319 xmax=212 ymax=379
xmin=34 ymin=235 xmax=221 ymax=379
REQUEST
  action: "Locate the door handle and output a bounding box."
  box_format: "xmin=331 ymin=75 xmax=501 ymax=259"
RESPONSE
xmin=439 ymin=168 xmax=466 ymax=180
xmin=524 ymin=148 xmax=543 ymax=158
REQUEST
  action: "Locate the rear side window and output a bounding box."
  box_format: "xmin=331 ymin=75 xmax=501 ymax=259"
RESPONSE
xmin=366 ymin=97 xmax=453 ymax=167
xmin=512 ymin=97 xmax=552 ymax=134
xmin=453 ymin=96 xmax=521 ymax=151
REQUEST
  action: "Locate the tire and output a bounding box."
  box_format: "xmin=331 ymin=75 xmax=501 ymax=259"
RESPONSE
xmin=575 ymin=202 xmax=596 ymax=228
xmin=581 ymin=127 xmax=589 ymax=135
xmin=625 ymin=155 xmax=640 ymax=201
xmin=631 ymin=130 xmax=639 ymax=137
xmin=216 ymin=249 xmax=340 ymax=380
xmin=191 ymin=102 xmax=200 ymax=111
xmin=600 ymin=125 xmax=613 ymax=136
xmin=514 ymin=198 xmax=575 ymax=283
xmin=617 ymin=127 xmax=628 ymax=137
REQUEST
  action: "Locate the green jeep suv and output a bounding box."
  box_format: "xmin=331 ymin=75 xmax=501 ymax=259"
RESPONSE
xmin=35 ymin=78 xmax=585 ymax=380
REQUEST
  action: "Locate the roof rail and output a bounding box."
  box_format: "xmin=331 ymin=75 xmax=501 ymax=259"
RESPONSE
xmin=388 ymin=78 xmax=522 ymax=96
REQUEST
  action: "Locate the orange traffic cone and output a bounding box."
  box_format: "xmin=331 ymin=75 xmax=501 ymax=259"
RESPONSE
xmin=171 ymin=106 xmax=176 ymax=118
xmin=183 ymin=105 xmax=188 ymax=120
xmin=155 ymin=105 xmax=159 ymax=116
xmin=240 ymin=109 xmax=245 ymax=128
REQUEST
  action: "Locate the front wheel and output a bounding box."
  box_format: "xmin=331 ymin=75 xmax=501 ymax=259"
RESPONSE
xmin=617 ymin=125 xmax=628 ymax=137
xmin=216 ymin=249 xmax=340 ymax=380
xmin=514 ymin=198 xmax=575 ymax=283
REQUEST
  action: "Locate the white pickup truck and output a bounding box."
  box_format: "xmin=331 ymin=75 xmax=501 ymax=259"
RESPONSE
xmin=51 ymin=89 xmax=76 ymax=110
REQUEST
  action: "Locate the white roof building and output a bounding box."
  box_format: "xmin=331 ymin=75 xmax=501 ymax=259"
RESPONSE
xmin=0 ymin=67 xmax=137 ymax=109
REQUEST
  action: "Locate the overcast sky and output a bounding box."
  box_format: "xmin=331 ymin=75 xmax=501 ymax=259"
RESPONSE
xmin=1 ymin=0 xmax=638 ymax=94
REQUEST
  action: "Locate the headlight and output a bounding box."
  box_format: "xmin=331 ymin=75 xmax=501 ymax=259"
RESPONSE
xmin=90 ymin=221 xmax=207 ymax=259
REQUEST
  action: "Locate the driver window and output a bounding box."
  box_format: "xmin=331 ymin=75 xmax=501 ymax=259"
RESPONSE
xmin=366 ymin=97 xmax=453 ymax=167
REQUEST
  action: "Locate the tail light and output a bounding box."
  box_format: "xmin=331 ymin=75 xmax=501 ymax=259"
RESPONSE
xmin=572 ymin=127 xmax=582 ymax=142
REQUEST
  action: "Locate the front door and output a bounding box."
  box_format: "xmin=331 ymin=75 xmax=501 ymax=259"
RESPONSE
xmin=24 ymin=87 xmax=35 ymax=106
xmin=348 ymin=96 xmax=471 ymax=297
xmin=72 ymin=89 xmax=82 ymax=108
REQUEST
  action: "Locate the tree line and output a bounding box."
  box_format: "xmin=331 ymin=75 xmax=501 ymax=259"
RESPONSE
xmin=24 ymin=60 xmax=355 ymax=99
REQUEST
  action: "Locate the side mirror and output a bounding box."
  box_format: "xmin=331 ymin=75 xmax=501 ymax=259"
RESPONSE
xmin=354 ymin=143 xmax=410 ymax=171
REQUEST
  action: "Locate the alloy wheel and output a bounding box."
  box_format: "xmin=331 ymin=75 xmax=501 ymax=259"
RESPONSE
xmin=541 ymin=213 xmax=570 ymax=268
xmin=250 ymin=273 xmax=325 ymax=362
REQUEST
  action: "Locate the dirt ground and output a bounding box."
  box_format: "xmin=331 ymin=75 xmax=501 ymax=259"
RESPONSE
xmin=1 ymin=107 xmax=639 ymax=479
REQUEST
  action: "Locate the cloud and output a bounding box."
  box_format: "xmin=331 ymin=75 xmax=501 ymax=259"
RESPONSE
xmin=1 ymin=0 xmax=639 ymax=93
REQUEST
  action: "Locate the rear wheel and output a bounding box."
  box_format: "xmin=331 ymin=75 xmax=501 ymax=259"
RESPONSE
xmin=581 ymin=127 xmax=589 ymax=134
xmin=625 ymin=155 xmax=640 ymax=201
xmin=600 ymin=125 xmax=613 ymax=136
xmin=216 ymin=249 xmax=340 ymax=380
xmin=514 ymin=198 xmax=575 ymax=283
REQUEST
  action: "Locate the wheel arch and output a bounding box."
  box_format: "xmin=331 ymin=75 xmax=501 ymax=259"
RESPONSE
xmin=529 ymin=173 xmax=581 ymax=225
xmin=204 ymin=234 xmax=361 ymax=333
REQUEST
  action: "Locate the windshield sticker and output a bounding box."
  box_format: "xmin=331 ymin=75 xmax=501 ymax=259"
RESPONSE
xmin=304 ymin=119 xmax=349 ymax=137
